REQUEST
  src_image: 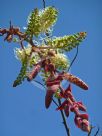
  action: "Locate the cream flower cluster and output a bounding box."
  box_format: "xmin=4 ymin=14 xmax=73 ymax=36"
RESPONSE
xmin=26 ymin=7 xmax=58 ymax=37
xmin=51 ymin=53 xmax=70 ymax=70
xmin=14 ymin=44 xmax=40 ymax=67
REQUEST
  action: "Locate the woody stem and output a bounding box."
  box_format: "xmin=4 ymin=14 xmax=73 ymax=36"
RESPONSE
xmin=42 ymin=0 xmax=46 ymax=8
xmin=58 ymin=99 xmax=70 ymax=136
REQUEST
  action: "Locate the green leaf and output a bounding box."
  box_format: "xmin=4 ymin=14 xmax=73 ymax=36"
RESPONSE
xmin=13 ymin=38 xmax=19 ymax=43
xmin=46 ymin=32 xmax=87 ymax=51
xmin=13 ymin=56 xmax=28 ymax=87
xmin=26 ymin=8 xmax=41 ymax=37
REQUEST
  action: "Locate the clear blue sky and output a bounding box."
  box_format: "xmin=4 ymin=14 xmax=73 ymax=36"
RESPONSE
xmin=0 ymin=0 xmax=102 ymax=136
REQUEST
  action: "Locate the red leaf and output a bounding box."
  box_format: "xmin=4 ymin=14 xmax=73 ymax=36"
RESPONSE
xmin=56 ymin=100 xmax=68 ymax=110
xmin=77 ymin=102 xmax=86 ymax=112
xmin=74 ymin=116 xmax=82 ymax=128
xmin=27 ymin=64 xmax=41 ymax=81
xmin=65 ymin=84 xmax=72 ymax=93
xmin=81 ymin=119 xmax=90 ymax=132
xmin=74 ymin=116 xmax=90 ymax=132
xmin=64 ymin=104 xmax=70 ymax=117
xmin=48 ymin=85 xmax=60 ymax=93
xmin=63 ymin=73 xmax=88 ymax=90
xmin=79 ymin=113 xmax=89 ymax=120
xmin=45 ymin=90 xmax=54 ymax=109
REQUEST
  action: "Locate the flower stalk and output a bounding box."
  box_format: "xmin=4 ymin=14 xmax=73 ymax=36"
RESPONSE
xmin=58 ymin=99 xmax=70 ymax=136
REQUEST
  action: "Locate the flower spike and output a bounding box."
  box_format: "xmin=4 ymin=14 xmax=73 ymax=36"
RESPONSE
xmin=63 ymin=73 xmax=88 ymax=90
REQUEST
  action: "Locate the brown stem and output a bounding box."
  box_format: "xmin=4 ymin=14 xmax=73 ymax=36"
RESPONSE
xmin=58 ymin=99 xmax=70 ymax=136
xmin=88 ymin=125 xmax=94 ymax=136
xmin=67 ymin=46 xmax=79 ymax=72
xmin=88 ymin=126 xmax=100 ymax=136
xmin=43 ymin=0 xmax=46 ymax=8
xmin=19 ymin=36 xmax=25 ymax=49
xmin=94 ymin=127 xmax=100 ymax=136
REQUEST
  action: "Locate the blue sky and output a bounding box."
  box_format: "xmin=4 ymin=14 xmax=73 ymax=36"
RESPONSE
xmin=0 ymin=0 xmax=102 ymax=136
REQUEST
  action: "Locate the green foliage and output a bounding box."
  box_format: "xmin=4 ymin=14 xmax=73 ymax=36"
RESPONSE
xmin=26 ymin=7 xmax=58 ymax=37
xmin=46 ymin=32 xmax=87 ymax=51
xmin=13 ymin=56 xmax=28 ymax=87
xmin=26 ymin=8 xmax=41 ymax=37
xmin=54 ymin=90 xmax=62 ymax=99
xmin=13 ymin=38 xmax=19 ymax=43
xmin=29 ymin=55 xmax=40 ymax=68
xmin=39 ymin=6 xmax=58 ymax=32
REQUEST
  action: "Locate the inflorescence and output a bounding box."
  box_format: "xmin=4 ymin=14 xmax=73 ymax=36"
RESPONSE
xmin=0 ymin=6 xmax=90 ymax=133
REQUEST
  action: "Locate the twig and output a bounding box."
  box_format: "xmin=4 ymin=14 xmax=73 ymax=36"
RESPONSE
xmin=52 ymin=99 xmax=59 ymax=107
xmin=43 ymin=0 xmax=46 ymax=8
xmin=88 ymin=125 xmax=95 ymax=136
xmin=94 ymin=127 xmax=100 ymax=136
xmin=67 ymin=46 xmax=79 ymax=72
xmin=58 ymin=99 xmax=70 ymax=136
xmin=19 ymin=36 xmax=25 ymax=49
xmin=88 ymin=126 xmax=100 ymax=136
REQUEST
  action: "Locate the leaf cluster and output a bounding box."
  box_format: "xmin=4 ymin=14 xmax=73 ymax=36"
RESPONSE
xmin=26 ymin=7 xmax=58 ymax=37
xmin=46 ymin=32 xmax=87 ymax=51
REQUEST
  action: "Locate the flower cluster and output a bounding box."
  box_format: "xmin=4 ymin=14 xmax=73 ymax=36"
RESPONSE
xmin=47 ymin=32 xmax=87 ymax=51
xmin=26 ymin=6 xmax=58 ymax=37
xmin=14 ymin=44 xmax=40 ymax=66
xmin=51 ymin=53 xmax=70 ymax=70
